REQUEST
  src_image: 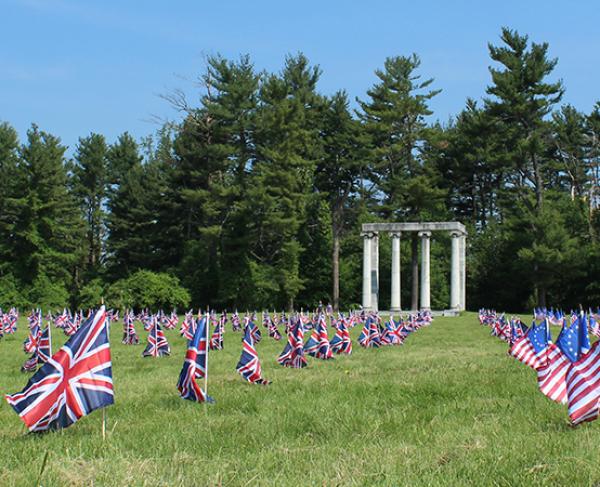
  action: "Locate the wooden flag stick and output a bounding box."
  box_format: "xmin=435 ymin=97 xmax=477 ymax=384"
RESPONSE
xmin=102 ymin=408 xmax=106 ymax=441
xmin=204 ymin=309 xmax=210 ymax=397
xmin=36 ymin=451 xmax=50 ymax=487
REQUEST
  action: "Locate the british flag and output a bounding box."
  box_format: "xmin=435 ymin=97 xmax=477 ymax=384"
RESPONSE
xmin=245 ymin=315 xmax=262 ymax=343
xmin=177 ymin=316 xmax=214 ymax=403
xmin=209 ymin=320 xmax=224 ymax=351
xmin=358 ymin=316 xmax=381 ymax=348
xmin=143 ymin=318 xmax=170 ymax=357
xmin=122 ymin=311 xmax=139 ymax=345
xmin=180 ymin=310 xmax=195 ymax=340
xmin=304 ymin=315 xmax=333 ymax=359
xmin=330 ymin=316 xmax=353 ymax=354
xmin=36 ymin=325 xmax=52 ymax=366
xmin=5 ymin=306 xmax=113 ymax=432
xmin=23 ymin=313 xmax=41 ymax=354
xmin=278 ymin=317 xmax=308 ymax=368
xmin=231 ymin=311 xmax=241 ymax=332
xmin=164 ymin=310 xmax=179 ymax=330
xmin=236 ymin=326 xmax=270 ymax=385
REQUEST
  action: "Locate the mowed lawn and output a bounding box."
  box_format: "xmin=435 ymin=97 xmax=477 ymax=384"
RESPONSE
xmin=1 ymin=313 xmax=599 ymax=486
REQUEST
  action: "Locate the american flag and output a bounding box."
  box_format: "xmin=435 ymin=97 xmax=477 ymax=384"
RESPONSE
xmin=566 ymin=339 xmax=600 ymax=425
xmin=278 ymin=317 xmax=308 ymax=368
xmin=508 ymin=320 xmax=548 ymax=370
xmin=143 ymin=318 xmax=170 ymax=357
xmin=236 ymin=326 xmax=270 ymax=385
xmin=5 ymin=306 xmax=113 ymax=432
xmin=177 ymin=316 xmax=214 ymax=403
xmin=538 ymin=315 xmax=590 ymax=405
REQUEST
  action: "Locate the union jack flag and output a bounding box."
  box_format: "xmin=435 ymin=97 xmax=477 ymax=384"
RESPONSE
xmin=122 ymin=311 xmax=139 ymax=345
xmin=358 ymin=316 xmax=381 ymax=348
xmin=244 ymin=315 xmax=262 ymax=343
xmin=231 ymin=311 xmax=241 ymax=332
xmin=330 ymin=316 xmax=353 ymax=354
xmin=177 ymin=316 xmax=214 ymax=403
xmin=304 ymin=315 xmax=333 ymax=359
xmin=143 ymin=318 xmax=170 ymax=357
xmin=36 ymin=325 xmax=52 ymax=366
xmin=209 ymin=320 xmax=224 ymax=351
xmin=278 ymin=317 xmax=307 ymax=368
xmin=236 ymin=326 xmax=270 ymax=385
xmin=5 ymin=306 xmax=113 ymax=432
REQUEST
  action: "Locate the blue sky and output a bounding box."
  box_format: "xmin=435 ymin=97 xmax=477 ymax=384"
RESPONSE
xmin=2 ymin=0 xmax=599 ymax=153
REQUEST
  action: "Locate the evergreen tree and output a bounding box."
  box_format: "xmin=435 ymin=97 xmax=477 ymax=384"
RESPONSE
xmin=485 ymin=28 xmax=564 ymax=307
xmin=72 ymin=133 xmax=108 ymax=274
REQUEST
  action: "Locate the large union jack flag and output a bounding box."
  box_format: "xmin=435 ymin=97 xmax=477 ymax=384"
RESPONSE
xmin=5 ymin=306 xmax=113 ymax=432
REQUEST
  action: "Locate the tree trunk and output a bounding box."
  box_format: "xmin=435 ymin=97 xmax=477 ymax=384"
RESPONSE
xmin=411 ymin=233 xmax=419 ymax=310
xmin=332 ymin=231 xmax=340 ymax=312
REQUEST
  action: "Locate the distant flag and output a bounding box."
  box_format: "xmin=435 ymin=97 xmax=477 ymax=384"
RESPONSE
xmin=209 ymin=320 xmax=224 ymax=351
xmin=236 ymin=327 xmax=270 ymax=385
xmin=231 ymin=311 xmax=241 ymax=332
xmin=5 ymin=306 xmax=113 ymax=432
xmin=177 ymin=316 xmax=214 ymax=403
xmin=180 ymin=310 xmax=195 ymax=340
xmin=143 ymin=318 xmax=170 ymax=357
xmin=278 ymin=317 xmax=308 ymax=368
xmin=245 ymin=316 xmax=262 ymax=344
xmin=36 ymin=325 xmax=52 ymax=366
xmin=122 ymin=311 xmax=139 ymax=345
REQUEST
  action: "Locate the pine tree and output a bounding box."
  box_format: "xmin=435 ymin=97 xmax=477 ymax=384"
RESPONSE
xmin=72 ymin=133 xmax=108 ymax=274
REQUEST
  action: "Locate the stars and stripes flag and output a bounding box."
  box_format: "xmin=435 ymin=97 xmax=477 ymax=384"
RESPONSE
xmin=236 ymin=326 xmax=270 ymax=385
xmin=177 ymin=316 xmax=214 ymax=403
xmin=566 ymin=338 xmax=600 ymax=425
xmin=508 ymin=320 xmax=548 ymax=370
xmin=278 ymin=317 xmax=308 ymax=368
xmin=142 ymin=318 xmax=170 ymax=357
xmin=5 ymin=306 xmax=113 ymax=432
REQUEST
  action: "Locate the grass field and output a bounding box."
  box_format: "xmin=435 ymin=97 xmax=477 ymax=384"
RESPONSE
xmin=1 ymin=313 xmax=599 ymax=486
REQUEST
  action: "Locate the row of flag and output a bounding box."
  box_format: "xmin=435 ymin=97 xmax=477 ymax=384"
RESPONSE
xmin=480 ymin=308 xmax=600 ymax=426
xmin=4 ymin=305 xmax=432 ymax=432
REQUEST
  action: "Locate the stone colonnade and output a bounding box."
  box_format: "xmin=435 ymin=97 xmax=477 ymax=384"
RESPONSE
xmin=361 ymin=222 xmax=467 ymax=312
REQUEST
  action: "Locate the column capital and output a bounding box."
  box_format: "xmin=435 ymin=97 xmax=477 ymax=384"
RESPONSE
xmin=360 ymin=231 xmax=378 ymax=239
xmin=417 ymin=231 xmax=432 ymax=238
xmin=390 ymin=231 xmax=402 ymax=239
xmin=450 ymin=230 xmax=466 ymax=238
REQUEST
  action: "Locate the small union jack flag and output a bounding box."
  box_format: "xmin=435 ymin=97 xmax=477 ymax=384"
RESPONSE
xmin=5 ymin=306 xmax=114 ymax=432
xmin=304 ymin=315 xmax=333 ymax=359
xmin=330 ymin=316 xmax=353 ymax=354
xmin=278 ymin=317 xmax=308 ymax=368
xmin=236 ymin=327 xmax=270 ymax=385
xmin=143 ymin=318 xmax=170 ymax=357
xmin=177 ymin=316 xmax=214 ymax=403
xmin=358 ymin=316 xmax=381 ymax=348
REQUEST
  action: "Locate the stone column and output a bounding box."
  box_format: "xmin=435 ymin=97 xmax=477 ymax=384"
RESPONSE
xmin=371 ymin=232 xmax=379 ymax=312
xmin=419 ymin=231 xmax=431 ymax=310
xmin=390 ymin=232 xmax=401 ymax=312
xmin=459 ymin=234 xmax=466 ymax=311
xmin=450 ymin=232 xmax=461 ymax=309
xmin=362 ymin=232 xmax=372 ymax=311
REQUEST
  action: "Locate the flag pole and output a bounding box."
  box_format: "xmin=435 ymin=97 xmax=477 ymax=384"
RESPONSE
xmin=100 ymin=297 xmax=107 ymax=441
xmin=204 ymin=309 xmax=210 ymax=397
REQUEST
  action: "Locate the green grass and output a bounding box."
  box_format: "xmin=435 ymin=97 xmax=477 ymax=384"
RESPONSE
xmin=0 ymin=313 xmax=599 ymax=486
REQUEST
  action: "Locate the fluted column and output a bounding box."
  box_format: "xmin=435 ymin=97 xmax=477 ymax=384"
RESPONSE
xmin=419 ymin=231 xmax=431 ymax=310
xmin=390 ymin=232 xmax=401 ymax=312
xmin=362 ymin=232 xmax=372 ymax=310
xmin=371 ymin=232 xmax=379 ymax=312
xmin=459 ymin=234 xmax=466 ymax=311
xmin=450 ymin=231 xmax=461 ymax=309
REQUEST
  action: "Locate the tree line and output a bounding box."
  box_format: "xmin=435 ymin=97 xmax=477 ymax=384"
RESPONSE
xmin=0 ymin=28 xmax=598 ymax=312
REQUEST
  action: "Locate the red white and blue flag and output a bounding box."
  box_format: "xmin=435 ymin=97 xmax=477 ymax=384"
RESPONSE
xmin=278 ymin=317 xmax=308 ymax=368
xmin=236 ymin=326 xmax=270 ymax=384
xmin=143 ymin=318 xmax=170 ymax=357
xmin=5 ymin=306 xmax=113 ymax=432
xmin=177 ymin=316 xmax=214 ymax=403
